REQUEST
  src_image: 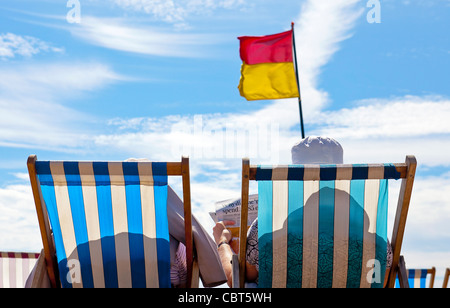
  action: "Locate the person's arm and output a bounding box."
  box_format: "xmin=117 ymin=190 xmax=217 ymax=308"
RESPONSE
xmin=246 ymin=261 xmax=258 ymax=282
xmin=213 ymin=221 xmax=234 ymax=287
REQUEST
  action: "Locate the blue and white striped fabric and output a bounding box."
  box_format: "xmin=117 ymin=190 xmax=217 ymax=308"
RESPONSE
xmin=35 ymin=161 xmax=170 ymax=288
xmin=395 ymin=269 xmax=429 ymax=288
xmin=255 ymin=163 xmax=401 ymax=288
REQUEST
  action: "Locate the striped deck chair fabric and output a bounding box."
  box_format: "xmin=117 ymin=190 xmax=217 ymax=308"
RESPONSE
xmin=27 ymin=155 xmax=194 ymax=288
xmin=0 ymin=252 xmax=40 ymax=288
xmin=239 ymin=156 xmax=416 ymax=288
xmin=395 ymin=268 xmax=436 ymax=288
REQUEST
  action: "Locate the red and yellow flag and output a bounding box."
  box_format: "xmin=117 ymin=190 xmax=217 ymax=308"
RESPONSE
xmin=238 ymin=29 xmax=299 ymax=101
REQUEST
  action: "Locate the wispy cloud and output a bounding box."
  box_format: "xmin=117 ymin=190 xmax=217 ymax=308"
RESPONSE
xmin=68 ymin=16 xmax=222 ymax=57
xmin=84 ymin=0 xmax=371 ymax=224
xmin=0 ymin=33 xmax=63 ymax=60
xmin=112 ymin=0 xmax=245 ymax=26
xmin=311 ymin=95 xmax=450 ymax=139
xmin=305 ymin=95 xmax=450 ymax=167
xmin=294 ymin=0 xmax=364 ymax=116
xmin=0 ymin=62 xmax=124 ymax=150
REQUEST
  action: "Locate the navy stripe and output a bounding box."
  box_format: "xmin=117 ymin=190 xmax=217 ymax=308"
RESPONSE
xmin=320 ymin=165 xmax=337 ymax=181
xmin=256 ymin=166 xmax=273 ymax=181
xmin=35 ymin=161 xmax=54 ymax=184
xmin=352 ymin=164 xmax=369 ymax=180
xmin=384 ymin=164 xmax=401 ymax=179
xmin=256 ymin=164 xmax=400 ymax=181
xmin=152 ymin=163 xmax=168 ymax=186
xmin=287 ymin=165 xmax=304 ymax=180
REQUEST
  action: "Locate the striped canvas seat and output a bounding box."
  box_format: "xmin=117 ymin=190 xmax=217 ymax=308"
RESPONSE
xmin=238 ymin=156 xmax=416 ymax=288
xmin=395 ymin=268 xmax=436 ymax=288
xmin=0 ymin=252 xmax=40 ymax=288
xmin=27 ymin=155 xmax=195 ymax=288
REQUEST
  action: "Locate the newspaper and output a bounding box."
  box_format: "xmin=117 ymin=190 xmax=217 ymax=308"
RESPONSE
xmin=210 ymin=194 xmax=258 ymax=238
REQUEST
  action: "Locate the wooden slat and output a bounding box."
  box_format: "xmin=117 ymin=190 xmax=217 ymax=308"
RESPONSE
xmin=429 ymin=267 xmax=436 ymax=288
xmin=397 ymin=256 xmax=410 ymax=288
xmin=443 ymin=268 xmax=450 ymax=288
xmin=27 ymin=155 xmax=59 ymax=288
xmin=387 ymin=155 xmax=417 ymax=288
xmin=190 ymin=258 xmax=199 ymax=288
xmin=166 ymin=162 xmax=182 ymax=176
xmin=231 ymin=254 xmax=240 ymax=288
xmin=181 ymin=156 xmax=194 ymax=288
xmin=238 ymin=158 xmax=250 ymax=288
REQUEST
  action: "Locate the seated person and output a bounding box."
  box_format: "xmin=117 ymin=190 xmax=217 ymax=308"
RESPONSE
xmin=213 ymin=136 xmax=392 ymax=287
xmin=126 ymin=158 xmax=227 ymax=288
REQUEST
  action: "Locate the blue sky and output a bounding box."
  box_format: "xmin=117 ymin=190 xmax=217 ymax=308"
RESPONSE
xmin=0 ymin=0 xmax=449 ymax=287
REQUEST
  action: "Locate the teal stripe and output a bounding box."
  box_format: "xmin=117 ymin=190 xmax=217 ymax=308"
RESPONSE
xmin=258 ymin=181 xmax=273 ymax=288
xmin=152 ymin=163 xmax=171 ymax=288
xmin=286 ymin=181 xmax=303 ymax=288
xmin=64 ymin=162 xmax=94 ymax=288
xmin=317 ymin=181 xmax=335 ymax=288
xmin=92 ymin=162 xmax=118 ymax=288
xmin=347 ymin=180 xmax=365 ymax=288
xmin=122 ymin=162 xmax=146 ymax=288
xmin=373 ymin=179 xmax=388 ymax=288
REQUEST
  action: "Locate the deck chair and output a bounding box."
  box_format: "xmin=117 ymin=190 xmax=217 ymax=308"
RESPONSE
xmin=0 ymin=251 xmax=40 ymax=288
xmin=237 ymin=155 xmax=416 ymax=288
xmin=395 ymin=267 xmax=436 ymax=288
xmin=443 ymin=268 xmax=450 ymax=288
xmin=27 ymin=155 xmax=197 ymax=288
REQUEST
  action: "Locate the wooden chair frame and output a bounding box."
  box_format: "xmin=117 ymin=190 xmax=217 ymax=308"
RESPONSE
xmin=426 ymin=267 xmax=436 ymax=288
xmin=443 ymin=268 xmax=450 ymax=288
xmin=418 ymin=267 xmax=436 ymax=288
xmin=27 ymin=155 xmax=197 ymax=288
xmin=238 ymin=155 xmax=416 ymax=288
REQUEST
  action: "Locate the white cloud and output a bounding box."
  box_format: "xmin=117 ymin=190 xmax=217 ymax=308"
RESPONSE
xmin=0 ymin=33 xmax=63 ymax=59
xmin=0 ymin=184 xmax=41 ymax=252
xmin=294 ymin=0 xmax=364 ymax=116
xmin=310 ymin=95 xmax=450 ymax=139
xmin=305 ymin=95 xmax=450 ymax=167
xmin=0 ymin=62 xmax=124 ymax=150
xmin=88 ymin=0 xmax=370 ymax=165
xmin=68 ymin=16 xmax=222 ymax=57
xmin=112 ymin=0 xmax=245 ymax=25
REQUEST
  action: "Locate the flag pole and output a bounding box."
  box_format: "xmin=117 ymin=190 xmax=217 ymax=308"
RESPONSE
xmin=291 ymin=22 xmax=305 ymax=139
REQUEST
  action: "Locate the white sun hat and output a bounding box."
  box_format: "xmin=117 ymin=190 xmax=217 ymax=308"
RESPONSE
xmin=291 ymin=136 xmax=344 ymax=164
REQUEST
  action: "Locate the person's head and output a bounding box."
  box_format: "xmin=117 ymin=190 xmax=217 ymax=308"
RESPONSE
xmin=291 ymin=136 xmax=343 ymax=164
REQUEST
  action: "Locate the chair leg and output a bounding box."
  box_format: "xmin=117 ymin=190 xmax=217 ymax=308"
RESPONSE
xmin=231 ymin=254 xmax=240 ymax=288
xmin=30 ymin=249 xmax=51 ymax=288
xmin=397 ymin=255 xmax=410 ymax=288
xmin=189 ymin=257 xmax=200 ymax=288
